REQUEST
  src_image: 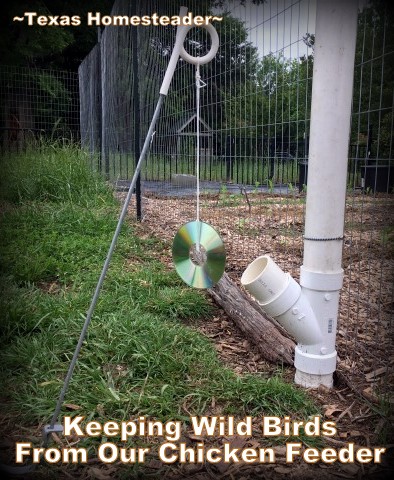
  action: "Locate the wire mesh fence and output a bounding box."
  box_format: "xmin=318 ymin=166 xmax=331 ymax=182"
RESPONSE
xmin=0 ymin=65 xmax=79 ymax=153
xmin=340 ymin=1 xmax=393 ymax=397
xmin=77 ymin=0 xmax=393 ymax=399
xmin=3 ymin=0 xmax=391 ymax=401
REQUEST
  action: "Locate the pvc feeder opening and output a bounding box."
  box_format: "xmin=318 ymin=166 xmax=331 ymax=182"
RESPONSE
xmin=241 ymin=255 xmax=269 ymax=285
xmin=242 ymin=254 xmax=324 ymax=347
xmin=241 ymin=255 xmax=289 ymax=305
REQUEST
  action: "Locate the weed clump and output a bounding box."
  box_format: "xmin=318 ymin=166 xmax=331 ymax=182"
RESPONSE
xmin=0 ymin=142 xmax=113 ymax=206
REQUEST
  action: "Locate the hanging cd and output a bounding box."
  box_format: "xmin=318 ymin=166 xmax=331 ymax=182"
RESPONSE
xmin=172 ymin=221 xmax=226 ymax=289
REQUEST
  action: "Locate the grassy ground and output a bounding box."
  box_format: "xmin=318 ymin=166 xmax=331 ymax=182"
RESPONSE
xmin=0 ymin=145 xmax=319 ymax=476
xmin=96 ymin=152 xmax=301 ymax=185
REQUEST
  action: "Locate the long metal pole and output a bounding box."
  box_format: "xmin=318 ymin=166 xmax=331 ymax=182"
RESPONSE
xmin=2 ymin=8 xmax=222 ymax=476
xmin=49 ymin=95 xmax=165 ymax=429
xmin=47 ymin=2 xmax=221 ymax=431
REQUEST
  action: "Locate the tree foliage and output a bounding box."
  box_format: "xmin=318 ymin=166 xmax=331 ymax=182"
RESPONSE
xmin=222 ymin=53 xmax=312 ymax=141
xmin=1 ymin=0 xmax=391 ymax=161
xmin=0 ymin=0 xmax=112 ymax=71
xmin=352 ymin=0 xmax=393 ymax=159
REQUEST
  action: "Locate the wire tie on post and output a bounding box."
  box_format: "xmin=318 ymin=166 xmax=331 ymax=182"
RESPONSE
xmin=196 ymin=75 xmax=207 ymax=89
xmin=303 ymin=235 xmax=344 ymax=241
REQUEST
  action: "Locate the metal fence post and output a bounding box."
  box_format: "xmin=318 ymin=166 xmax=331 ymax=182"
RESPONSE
xmin=132 ymin=24 xmax=142 ymax=220
xmin=100 ymin=30 xmax=109 ymax=179
xmin=225 ymin=135 xmax=233 ymax=182
xmin=97 ymin=28 xmax=103 ymax=174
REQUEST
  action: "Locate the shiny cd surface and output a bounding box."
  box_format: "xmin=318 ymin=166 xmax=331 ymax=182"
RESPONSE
xmin=172 ymin=221 xmax=226 ymax=289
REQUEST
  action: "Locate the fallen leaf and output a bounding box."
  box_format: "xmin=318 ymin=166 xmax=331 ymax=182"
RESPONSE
xmin=39 ymin=381 xmax=58 ymax=386
xmin=96 ymin=404 xmax=105 ymax=416
xmin=229 ymin=435 xmax=248 ymax=449
xmin=273 ymin=446 xmax=287 ymax=457
xmin=64 ymin=403 xmax=82 ymax=411
xmin=51 ymin=432 xmax=63 ymax=446
xmin=363 ymin=387 xmax=379 ymax=404
xmin=88 ymin=467 xmax=113 ymax=480
xmin=187 ymin=434 xmax=205 ymax=441
xmin=318 ymin=384 xmax=330 ymax=394
xmin=324 ymin=405 xmax=343 ymax=417
xmin=365 ymin=366 xmax=387 ymax=381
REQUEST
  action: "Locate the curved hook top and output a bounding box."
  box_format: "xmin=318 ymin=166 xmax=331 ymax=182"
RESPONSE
xmin=179 ymin=23 xmax=219 ymax=66
xmin=159 ymin=6 xmax=220 ymax=95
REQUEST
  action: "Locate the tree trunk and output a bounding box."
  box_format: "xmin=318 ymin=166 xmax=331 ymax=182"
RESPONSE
xmin=208 ymin=273 xmax=295 ymax=365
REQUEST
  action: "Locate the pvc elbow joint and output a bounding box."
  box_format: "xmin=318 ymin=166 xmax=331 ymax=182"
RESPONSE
xmin=242 ymin=255 xmax=345 ymax=387
xmin=241 ymin=255 xmax=323 ymax=346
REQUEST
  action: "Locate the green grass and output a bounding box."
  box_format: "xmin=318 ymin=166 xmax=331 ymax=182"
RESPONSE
xmin=101 ymin=152 xmax=301 ymax=185
xmin=0 ymin=145 xmax=318 ymax=431
xmin=0 ymin=142 xmax=112 ymax=206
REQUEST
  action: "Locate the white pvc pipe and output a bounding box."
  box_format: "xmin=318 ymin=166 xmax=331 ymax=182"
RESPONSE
xmin=303 ymin=0 xmax=358 ymax=272
xmin=241 ymin=256 xmax=288 ymax=303
xmin=241 ymin=0 xmax=358 ymax=389
xmin=295 ymin=0 xmax=359 ymax=388
xmin=241 ymin=256 xmax=323 ymax=345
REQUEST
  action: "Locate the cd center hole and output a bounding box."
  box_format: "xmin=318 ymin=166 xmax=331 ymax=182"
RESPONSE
xmin=190 ymin=244 xmax=207 ymax=266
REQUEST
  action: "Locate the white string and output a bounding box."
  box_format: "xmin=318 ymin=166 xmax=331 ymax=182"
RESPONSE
xmin=195 ymin=63 xmax=206 ymax=251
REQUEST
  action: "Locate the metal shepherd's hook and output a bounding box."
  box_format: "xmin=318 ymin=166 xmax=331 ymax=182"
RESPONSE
xmin=0 ymin=6 xmax=219 ymax=476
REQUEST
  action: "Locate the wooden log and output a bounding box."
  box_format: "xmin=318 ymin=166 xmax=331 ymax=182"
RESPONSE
xmin=208 ymin=272 xmax=295 ymax=365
